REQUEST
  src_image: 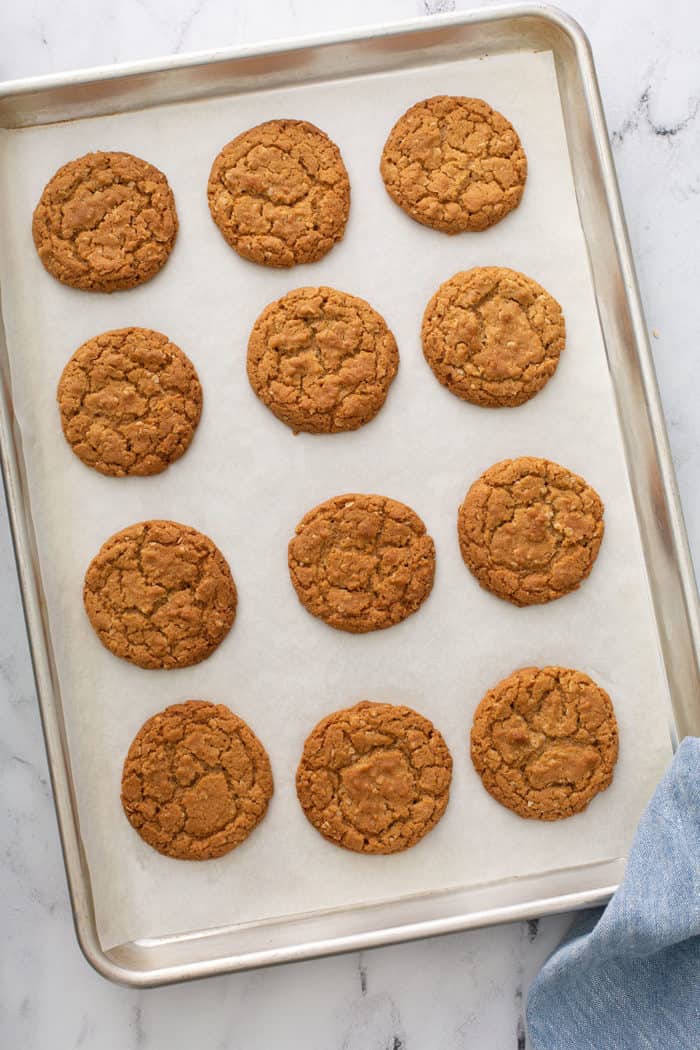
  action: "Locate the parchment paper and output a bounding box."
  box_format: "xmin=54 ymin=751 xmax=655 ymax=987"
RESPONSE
xmin=0 ymin=50 xmax=673 ymax=950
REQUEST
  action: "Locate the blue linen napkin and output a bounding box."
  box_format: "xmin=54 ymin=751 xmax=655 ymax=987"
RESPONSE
xmin=527 ymin=737 xmax=700 ymax=1049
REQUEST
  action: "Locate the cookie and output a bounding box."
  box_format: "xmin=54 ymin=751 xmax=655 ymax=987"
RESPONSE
xmin=32 ymin=151 xmax=178 ymax=292
xmin=84 ymin=520 xmax=237 ymax=669
xmin=458 ymin=457 xmax=604 ymax=606
xmin=421 ymin=268 xmax=565 ymax=407
xmin=470 ymin=666 xmax=619 ymax=820
xmin=247 ymin=287 xmax=399 ymax=434
xmin=57 ymin=327 xmax=202 ymax=476
xmin=380 ymin=96 xmax=527 ymax=234
xmin=207 ymin=119 xmax=350 ymax=268
xmin=121 ymin=700 xmax=273 ymax=860
xmin=288 ymin=494 xmax=435 ymax=633
xmin=296 ymin=700 xmax=452 ymax=853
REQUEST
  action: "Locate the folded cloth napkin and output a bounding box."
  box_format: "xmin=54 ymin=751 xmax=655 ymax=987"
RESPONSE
xmin=527 ymin=737 xmax=700 ymax=1050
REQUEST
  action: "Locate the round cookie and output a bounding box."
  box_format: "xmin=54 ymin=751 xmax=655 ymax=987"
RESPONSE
xmin=84 ymin=520 xmax=237 ymax=669
xmin=458 ymin=457 xmax=604 ymax=606
xmin=121 ymin=700 xmax=273 ymax=859
xmin=32 ymin=151 xmax=178 ymax=292
xmin=296 ymin=700 xmax=452 ymax=853
xmin=247 ymin=286 xmax=399 ymax=434
xmin=207 ymin=119 xmax=350 ymax=268
xmin=288 ymin=493 xmax=435 ymax=633
xmin=57 ymin=327 xmax=202 ymax=476
xmin=421 ymin=267 xmax=565 ymax=407
xmin=380 ymin=96 xmax=527 ymax=234
xmin=470 ymin=666 xmax=619 ymax=820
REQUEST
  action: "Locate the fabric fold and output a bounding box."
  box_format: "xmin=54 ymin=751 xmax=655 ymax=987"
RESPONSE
xmin=527 ymin=737 xmax=700 ymax=1050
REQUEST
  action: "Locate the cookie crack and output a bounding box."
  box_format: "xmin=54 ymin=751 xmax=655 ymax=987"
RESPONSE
xmin=60 ymin=332 xmax=201 ymax=475
xmin=471 ymin=668 xmax=618 ymax=818
xmin=319 ymin=510 xmax=421 ymax=609
xmin=289 ymin=496 xmax=434 ymax=631
xmin=84 ymin=522 xmax=236 ymax=668
xmin=459 ymin=459 xmax=603 ymax=606
xmin=122 ymin=703 xmax=272 ymax=858
xmin=208 ymin=121 xmax=349 ymax=266
xmin=33 ymin=152 xmax=177 ymax=291
xmin=382 ymin=98 xmax=526 ymax=232
xmin=297 ymin=703 xmax=451 ymax=851
xmin=249 ymin=289 xmax=398 ymax=433
xmin=482 ymin=476 xmax=599 ymax=573
xmin=423 ymin=275 xmax=562 ymax=394
xmin=214 ymin=141 xmax=332 ymax=209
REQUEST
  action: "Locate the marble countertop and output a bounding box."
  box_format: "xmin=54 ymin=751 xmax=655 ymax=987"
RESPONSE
xmin=1 ymin=1 xmax=698 ymax=1047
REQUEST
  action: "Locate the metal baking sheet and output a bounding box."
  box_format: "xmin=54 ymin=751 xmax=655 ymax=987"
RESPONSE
xmin=1 ymin=5 xmax=698 ymax=986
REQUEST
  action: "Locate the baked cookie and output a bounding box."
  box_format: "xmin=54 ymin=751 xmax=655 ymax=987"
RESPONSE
xmin=57 ymin=327 xmax=202 ymax=476
xmin=288 ymin=494 xmax=435 ymax=633
xmin=380 ymin=96 xmax=527 ymax=233
xmin=32 ymin=151 xmax=178 ymax=292
xmin=470 ymin=666 xmax=619 ymax=820
xmin=84 ymin=520 xmax=237 ymax=669
xmin=121 ymin=700 xmax=273 ymax=859
xmin=208 ymin=119 xmax=350 ymax=267
xmin=422 ymin=268 xmax=565 ymax=407
xmin=247 ymin=287 xmax=399 ymax=433
xmin=297 ymin=700 xmax=452 ymax=853
xmin=458 ymin=457 xmax=604 ymax=606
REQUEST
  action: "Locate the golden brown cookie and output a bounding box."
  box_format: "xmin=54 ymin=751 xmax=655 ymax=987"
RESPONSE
xmin=380 ymin=96 xmax=527 ymax=234
xmin=247 ymin=286 xmax=399 ymax=434
xmin=296 ymin=700 xmax=452 ymax=853
xmin=121 ymin=701 xmax=273 ymax=859
xmin=422 ymin=268 xmax=565 ymax=407
xmin=84 ymin=520 xmax=237 ymax=669
xmin=57 ymin=327 xmax=202 ymax=476
xmin=288 ymin=494 xmax=435 ymax=633
xmin=458 ymin=457 xmax=604 ymax=606
xmin=207 ymin=119 xmax=350 ymax=268
xmin=32 ymin=151 xmax=178 ymax=292
xmin=470 ymin=666 xmax=619 ymax=820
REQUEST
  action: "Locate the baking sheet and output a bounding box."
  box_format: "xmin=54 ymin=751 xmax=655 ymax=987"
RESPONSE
xmin=0 ymin=49 xmax=672 ymax=951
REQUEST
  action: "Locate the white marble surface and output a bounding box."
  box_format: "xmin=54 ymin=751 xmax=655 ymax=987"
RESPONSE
xmin=1 ymin=1 xmax=698 ymax=1047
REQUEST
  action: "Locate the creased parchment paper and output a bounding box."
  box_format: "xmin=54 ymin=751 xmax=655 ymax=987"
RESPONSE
xmin=0 ymin=50 xmax=672 ymax=950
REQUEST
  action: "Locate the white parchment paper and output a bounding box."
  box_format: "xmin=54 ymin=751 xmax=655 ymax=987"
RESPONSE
xmin=0 ymin=50 xmax=673 ymax=950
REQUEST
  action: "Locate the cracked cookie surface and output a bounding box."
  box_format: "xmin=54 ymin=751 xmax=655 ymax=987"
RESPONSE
xmin=84 ymin=520 xmax=237 ymax=669
xmin=380 ymin=96 xmax=527 ymax=234
xmin=32 ymin=151 xmax=178 ymax=292
xmin=288 ymin=494 xmax=435 ymax=633
xmin=458 ymin=457 xmax=604 ymax=606
xmin=422 ymin=267 xmax=565 ymax=407
xmin=297 ymin=701 xmax=452 ymax=853
xmin=121 ymin=700 xmax=273 ymax=859
xmin=208 ymin=119 xmax=350 ymax=267
xmin=470 ymin=666 xmax=618 ymax=820
xmin=247 ymin=286 xmax=399 ymax=433
xmin=57 ymin=327 xmax=202 ymax=476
